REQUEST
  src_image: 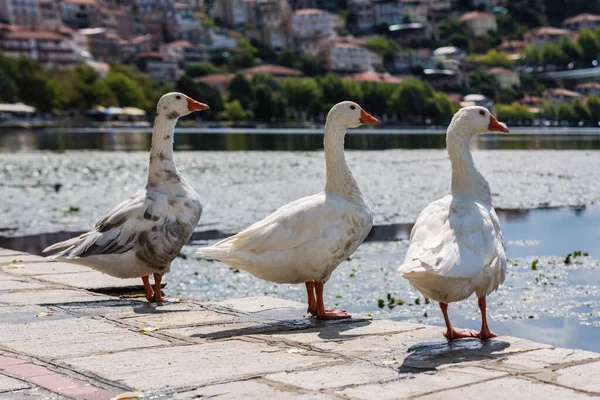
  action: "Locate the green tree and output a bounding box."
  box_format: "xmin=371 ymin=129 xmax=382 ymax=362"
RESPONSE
xmin=573 ymin=99 xmax=591 ymax=121
xmin=222 ymin=99 xmax=245 ymax=121
xmin=251 ymin=84 xmax=286 ymax=122
xmin=541 ymin=43 xmax=567 ymax=66
xmin=577 ymin=29 xmax=600 ymax=63
xmin=105 ymin=72 xmax=145 ymax=108
xmin=469 ymin=49 xmax=513 ymax=67
xmin=437 ymin=19 xmax=470 ymax=49
xmin=231 ymin=38 xmax=257 ymax=69
xmin=467 ymin=71 xmax=496 ymax=98
xmin=521 ymin=44 xmax=542 ymax=65
xmin=540 ymin=102 xmax=557 ymax=120
xmin=557 ymin=102 xmax=578 ymax=122
xmin=282 ymin=77 xmax=322 ymax=119
xmin=0 ymin=68 xmax=18 ymax=103
xmin=424 ymin=92 xmax=454 ymax=124
xmin=506 ymin=0 xmax=547 ymax=28
xmin=496 ymin=102 xmax=534 ymax=122
xmin=228 ymin=73 xmax=253 ymax=108
xmin=278 ymin=48 xmax=297 ymax=68
xmin=587 ymin=94 xmax=600 ymax=122
xmin=185 ymin=61 xmax=219 ymax=77
xmin=560 ymin=37 xmax=583 ymax=63
xmin=390 ymin=78 xmax=434 ymax=121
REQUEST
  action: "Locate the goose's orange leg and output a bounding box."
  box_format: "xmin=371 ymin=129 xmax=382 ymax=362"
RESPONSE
xmin=476 ymin=297 xmax=497 ymax=340
xmin=142 ymin=275 xmax=154 ymax=302
xmin=315 ymin=282 xmax=350 ymax=319
xmin=440 ymin=302 xmax=477 ymax=340
xmin=153 ymin=273 xmax=180 ymax=305
xmin=306 ymin=281 xmax=317 ymax=315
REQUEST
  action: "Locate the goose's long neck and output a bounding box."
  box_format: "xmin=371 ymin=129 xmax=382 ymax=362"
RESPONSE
xmin=147 ymin=116 xmax=178 ymax=187
xmin=324 ymin=120 xmax=364 ymax=203
xmin=447 ymin=128 xmax=491 ymax=204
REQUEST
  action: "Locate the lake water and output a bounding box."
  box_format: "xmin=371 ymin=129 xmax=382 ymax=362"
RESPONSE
xmin=1 ymin=127 xmax=599 ymax=352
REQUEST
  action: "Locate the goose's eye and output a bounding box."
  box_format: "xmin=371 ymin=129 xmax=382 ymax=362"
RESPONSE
xmin=479 ymin=110 xmax=485 ymax=116
xmin=176 ymin=95 xmax=182 ymax=100
xmin=350 ymin=105 xmax=356 ymax=110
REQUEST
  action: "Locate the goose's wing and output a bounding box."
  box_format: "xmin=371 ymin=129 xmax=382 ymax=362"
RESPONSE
xmin=199 ymin=193 xmax=349 ymax=257
xmin=45 ymin=189 xmax=200 ymax=267
xmin=400 ymin=197 xmax=504 ymax=279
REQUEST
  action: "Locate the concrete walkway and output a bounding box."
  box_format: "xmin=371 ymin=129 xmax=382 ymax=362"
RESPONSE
xmin=0 ymin=247 xmax=599 ymax=400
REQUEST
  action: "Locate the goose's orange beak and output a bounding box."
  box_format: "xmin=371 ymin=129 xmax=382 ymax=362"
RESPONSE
xmin=488 ymin=114 xmax=509 ymax=133
xmin=360 ymin=109 xmax=379 ymax=125
xmin=186 ymin=96 xmax=209 ymax=112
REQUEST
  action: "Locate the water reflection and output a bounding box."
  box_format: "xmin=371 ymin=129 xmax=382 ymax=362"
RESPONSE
xmin=3 ymin=128 xmax=600 ymax=152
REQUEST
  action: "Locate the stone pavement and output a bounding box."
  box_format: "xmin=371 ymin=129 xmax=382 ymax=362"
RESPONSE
xmin=0 ymin=247 xmax=599 ymax=400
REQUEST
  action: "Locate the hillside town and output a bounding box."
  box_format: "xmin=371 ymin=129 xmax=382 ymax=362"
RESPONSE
xmin=1 ymin=0 xmax=600 ymax=125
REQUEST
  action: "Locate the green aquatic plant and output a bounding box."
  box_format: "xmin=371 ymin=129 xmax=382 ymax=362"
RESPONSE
xmin=65 ymin=206 xmax=80 ymax=214
xmin=565 ymin=250 xmax=589 ymax=265
xmin=531 ymin=259 xmax=539 ymax=270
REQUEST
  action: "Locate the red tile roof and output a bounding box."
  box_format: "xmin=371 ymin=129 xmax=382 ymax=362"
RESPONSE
xmin=460 ymin=11 xmax=495 ymax=21
xmin=543 ymin=88 xmax=581 ymax=97
xmin=564 ymin=13 xmax=600 ymax=24
xmin=343 ymin=71 xmax=403 ymax=84
xmin=165 ymin=40 xmax=193 ymax=48
xmin=62 ymin=0 xmax=97 ymax=5
xmin=576 ymin=82 xmax=600 ymax=89
xmin=195 ymin=73 xmax=235 ymax=85
xmin=294 ymin=8 xmax=327 ymax=15
xmin=243 ymin=64 xmax=303 ymax=76
xmin=488 ymin=67 xmax=518 ymax=75
xmin=530 ymin=26 xmax=571 ymax=36
xmin=5 ymin=30 xmax=65 ymax=41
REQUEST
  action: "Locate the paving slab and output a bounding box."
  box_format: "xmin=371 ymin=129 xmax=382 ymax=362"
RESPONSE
xmin=0 ymin=289 xmax=112 ymax=305
xmin=1 ymin=261 xmax=91 ymax=276
xmin=253 ymin=319 xmax=423 ymax=345
xmin=265 ymin=362 xmax=400 ymax=390
xmin=0 ymin=249 xmax=26 ymax=257
xmin=170 ymin=379 xmax=335 ymax=400
xmin=63 ymin=340 xmax=337 ymax=391
xmin=0 ymin=279 xmax=44 ymax=291
xmin=555 ymin=360 xmax=600 ymax=394
xmin=1 ymin=313 xmax=168 ymax=359
xmin=214 ymin=297 xmax=306 ymax=313
xmin=417 ymin=376 xmax=596 ymax=400
xmin=35 ymin=271 xmax=142 ymax=291
xmin=484 ymin=347 xmax=600 ymax=372
xmin=0 ymin=254 xmax=46 ymax=264
xmin=337 ymin=366 xmax=507 ymax=399
xmin=0 ymin=373 xmax=30 ymax=392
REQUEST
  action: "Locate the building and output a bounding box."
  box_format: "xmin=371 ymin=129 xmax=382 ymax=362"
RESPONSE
xmin=563 ymin=14 xmax=600 ymax=32
xmin=60 ymin=0 xmax=98 ymax=29
xmin=471 ymin=0 xmax=494 ymax=8
xmin=324 ymin=40 xmax=374 ymax=72
xmin=164 ymin=40 xmax=208 ymax=61
xmin=245 ymin=0 xmax=290 ymax=50
xmin=575 ymin=82 xmax=600 ymax=96
xmin=168 ymin=2 xmax=203 ymax=42
xmin=0 ymin=0 xmax=41 ymax=27
xmin=343 ymin=70 xmax=403 ymax=84
xmin=137 ymin=52 xmax=182 ymax=81
xmin=496 ymin=40 xmax=526 ymax=55
xmin=543 ymin=88 xmax=582 ymax=104
xmin=372 ymin=0 xmax=401 ymax=26
xmin=2 ymin=29 xmax=79 ymax=68
xmin=195 ymin=72 xmax=235 ymax=91
xmin=433 ymin=46 xmax=467 ymax=62
xmin=214 ymin=0 xmax=247 ymax=26
xmin=38 ymin=0 xmax=62 ymax=27
xmin=524 ymin=26 xmax=572 ymax=47
xmin=394 ymin=48 xmax=433 ymax=71
xmin=400 ymin=0 xmax=426 ymax=23
xmin=196 ymin=63 xmax=303 ymax=90
xmin=78 ymin=27 xmax=121 ymax=61
xmin=292 ymin=8 xmax=333 ymax=39
xmin=488 ymin=67 xmax=520 ymax=89
xmin=119 ymin=34 xmax=152 ymax=62
xmin=459 ymin=11 xmax=497 ymax=36
xmin=348 ymin=0 xmax=373 ymax=32
xmin=423 ymin=68 xmax=464 ymax=90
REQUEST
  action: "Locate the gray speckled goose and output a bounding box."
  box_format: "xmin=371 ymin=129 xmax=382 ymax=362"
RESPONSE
xmin=43 ymin=92 xmax=207 ymax=303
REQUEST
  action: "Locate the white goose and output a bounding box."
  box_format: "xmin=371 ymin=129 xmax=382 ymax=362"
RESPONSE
xmin=398 ymin=106 xmax=508 ymax=339
xmin=198 ymin=101 xmax=379 ymax=319
xmin=43 ymin=92 xmax=208 ymax=304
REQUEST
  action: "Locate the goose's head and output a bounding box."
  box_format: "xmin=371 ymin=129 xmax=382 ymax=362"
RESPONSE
xmin=157 ymin=92 xmax=209 ymax=120
xmin=448 ymin=106 xmax=509 ymax=138
xmin=327 ymin=101 xmax=380 ymax=129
